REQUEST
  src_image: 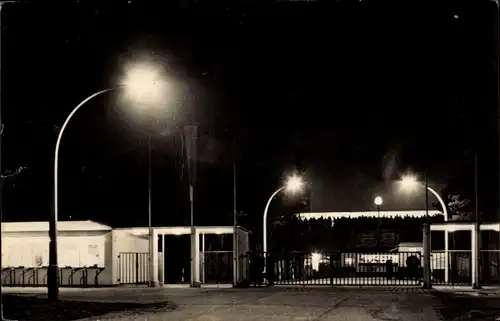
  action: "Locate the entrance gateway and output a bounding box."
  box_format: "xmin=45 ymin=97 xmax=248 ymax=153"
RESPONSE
xmin=118 ymin=226 xmax=250 ymax=287
xmin=257 ymin=247 xmax=423 ymax=287
xmin=249 ymin=222 xmax=500 ymax=288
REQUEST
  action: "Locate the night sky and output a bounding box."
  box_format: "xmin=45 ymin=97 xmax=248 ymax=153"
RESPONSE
xmin=1 ymin=0 xmax=499 ymax=232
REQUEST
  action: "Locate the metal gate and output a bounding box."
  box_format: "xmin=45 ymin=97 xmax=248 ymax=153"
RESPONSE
xmin=117 ymin=252 xmax=149 ymax=284
xmin=201 ymin=251 xmax=233 ymax=284
xmin=241 ymin=251 xmax=423 ymax=286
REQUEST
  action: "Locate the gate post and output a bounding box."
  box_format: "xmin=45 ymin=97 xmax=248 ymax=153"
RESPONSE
xmin=472 ymin=222 xmax=481 ymax=289
xmin=423 ymin=223 xmax=432 ymax=289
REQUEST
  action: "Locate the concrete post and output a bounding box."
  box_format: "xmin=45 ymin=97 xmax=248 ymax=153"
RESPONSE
xmin=472 ymin=223 xmax=481 ymax=289
xmin=423 ymin=223 xmax=431 ymax=289
xmin=444 ymin=230 xmax=449 ymax=283
xmin=191 ymin=228 xmax=201 ymax=286
xmin=152 ymin=229 xmax=159 ymax=286
xmin=233 ymin=227 xmax=238 ymax=287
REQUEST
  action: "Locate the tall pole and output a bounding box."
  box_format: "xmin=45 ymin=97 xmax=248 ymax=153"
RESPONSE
xmin=494 ymin=0 xmax=500 ymax=286
xmin=184 ymin=125 xmax=197 ymax=286
xmin=475 ymin=151 xmax=479 ymax=225
xmin=0 ymin=3 xmax=7 ymax=318
xmin=263 ymin=187 xmax=285 ymax=255
xmin=424 ymin=171 xmax=431 ymax=288
xmin=49 ymin=87 xmax=120 ymax=301
xmin=148 ymin=134 xmax=155 ymax=287
xmin=376 ymin=205 xmax=380 ymax=246
xmin=474 ymin=150 xmax=481 ymax=288
xmin=232 ymin=137 xmax=238 ymax=285
xmin=424 ymin=172 xmax=429 ymax=221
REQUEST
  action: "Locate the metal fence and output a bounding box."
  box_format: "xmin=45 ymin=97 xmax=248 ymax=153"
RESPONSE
xmin=202 ymin=251 xmax=233 ymax=284
xmin=1 ymin=266 xmax=105 ymax=287
xmin=239 ymin=251 xmax=423 ymax=286
xmin=117 ymin=252 xmax=149 ymax=284
xmin=480 ymin=249 xmax=500 ymax=285
xmin=430 ymin=251 xmax=472 ymax=285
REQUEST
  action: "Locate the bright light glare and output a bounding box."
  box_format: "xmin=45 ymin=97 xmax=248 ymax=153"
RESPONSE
xmin=311 ymin=253 xmax=321 ymax=271
xmin=284 ymin=174 xmax=304 ymax=194
xmin=374 ymin=196 xmax=383 ymax=206
xmin=400 ymin=174 xmax=419 ymax=192
xmin=122 ymin=62 xmax=169 ymax=107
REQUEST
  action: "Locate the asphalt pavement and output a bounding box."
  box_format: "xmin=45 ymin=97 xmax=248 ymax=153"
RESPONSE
xmin=3 ymin=286 xmax=442 ymax=320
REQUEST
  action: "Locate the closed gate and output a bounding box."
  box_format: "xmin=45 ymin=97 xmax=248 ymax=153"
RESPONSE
xmin=202 ymin=251 xmax=233 ymax=284
xmin=241 ymin=251 xmax=423 ymax=286
xmin=117 ymin=252 xmax=149 ymax=284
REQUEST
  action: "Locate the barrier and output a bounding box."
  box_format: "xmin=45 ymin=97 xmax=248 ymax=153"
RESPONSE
xmin=1 ymin=266 xmax=105 ymax=287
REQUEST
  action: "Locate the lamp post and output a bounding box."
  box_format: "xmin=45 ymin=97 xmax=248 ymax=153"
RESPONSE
xmin=400 ymin=174 xmax=449 ymax=283
xmin=0 ymin=2 xmax=17 ymax=318
xmin=49 ymin=64 xmax=170 ymax=300
xmin=374 ymin=196 xmax=383 ymax=246
xmin=262 ymin=174 xmax=304 ymax=255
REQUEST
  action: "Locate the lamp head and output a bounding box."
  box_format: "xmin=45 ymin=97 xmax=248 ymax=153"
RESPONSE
xmin=284 ymin=174 xmax=304 ymax=194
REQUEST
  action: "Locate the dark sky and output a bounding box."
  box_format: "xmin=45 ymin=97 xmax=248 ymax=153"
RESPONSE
xmin=1 ymin=0 xmax=499 ymax=231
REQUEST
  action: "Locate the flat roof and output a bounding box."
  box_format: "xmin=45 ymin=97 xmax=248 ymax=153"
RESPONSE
xmin=1 ymin=221 xmax=113 ymax=233
xmin=296 ymin=210 xmax=442 ymax=220
xmin=118 ymin=226 xmax=243 ymax=236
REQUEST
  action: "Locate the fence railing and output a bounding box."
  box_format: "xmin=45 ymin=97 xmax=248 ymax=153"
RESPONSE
xmin=117 ymin=252 xmax=149 ymax=284
xmin=430 ymin=250 xmax=471 ymax=285
xmin=1 ymin=266 xmax=105 ymax=287
xmin=480 ymin=249 xmax=500 ymax=285
xmin=238 ymin=251 xmax=423 ymax=286
xmin=201 ymin=251 xmax=233 ymax=284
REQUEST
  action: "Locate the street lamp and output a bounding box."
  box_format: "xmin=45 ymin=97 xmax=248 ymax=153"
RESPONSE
xmin=399 ymin=173 xmax=450 ymax=283
xmin=374 ymin=196 xmax=383 ymax=210
xmin=262 ymin=174 xmax=304 ymax=255
xmin=374 ymin=196 xmax=383 ymax=246
xmin=400 ymin=174 xmax=448 ymax=220
xmin=48 ymin=62 xmax=170 ymax=300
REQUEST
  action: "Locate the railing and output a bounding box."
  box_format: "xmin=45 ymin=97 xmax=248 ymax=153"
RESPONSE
xmin=1 ymin=266 xmax=105 ymax=287
xmin=202 ymin=251 xmax=233 ymax=284
xmin=430 ymin=251 xmax=471 ymax=285
xmin=480 ymin=249 xmax=500 ymax=285
xmin=117 ymin=252 xmax=149 ymax=284
xmin=238 ymin=251 xmax=423 ymax=287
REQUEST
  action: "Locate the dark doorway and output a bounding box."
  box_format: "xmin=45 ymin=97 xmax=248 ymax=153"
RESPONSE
xmin=164 ymin=234 xmax=191 ymax=284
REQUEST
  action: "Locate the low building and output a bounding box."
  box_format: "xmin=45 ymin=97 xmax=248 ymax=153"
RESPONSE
xmin=1 ymin=221 xmax=250 ymax=287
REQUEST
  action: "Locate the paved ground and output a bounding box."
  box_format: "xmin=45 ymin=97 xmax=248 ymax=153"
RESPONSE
xmin=3 ymin=286 xmax=441 ymax=320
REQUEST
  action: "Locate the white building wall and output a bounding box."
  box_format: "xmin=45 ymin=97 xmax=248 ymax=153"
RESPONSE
xmin=1 ymin=232 xmax=107 ymax=268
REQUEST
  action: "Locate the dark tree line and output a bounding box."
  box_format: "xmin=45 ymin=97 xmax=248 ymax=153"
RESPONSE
xmin=265 ymin=214 xmax=445 ymax=253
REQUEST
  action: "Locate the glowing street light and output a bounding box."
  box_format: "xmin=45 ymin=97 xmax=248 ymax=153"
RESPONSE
xmin=374 ymin=196 xmax=383 ymax=246
xmin=262 ymin=174 xmax=304 ymax=254
xmin=399 ymin=173 xmax=450 ymax=284
xmin=48 ymin=62 xmax=171 ymax=300
xmin=400 ymin=174 xmax=448 ymax=220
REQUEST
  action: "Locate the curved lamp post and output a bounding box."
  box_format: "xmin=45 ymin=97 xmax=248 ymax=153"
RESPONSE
xmin=262 ymin=174 xmax=304 ymax=255
xmin=400 ymin=175 xmax=448 ymax=220
xmin=48 ymin=63 xmax=169 ymax=300
xmin=400 ymin=174 xmax=449 ymax=283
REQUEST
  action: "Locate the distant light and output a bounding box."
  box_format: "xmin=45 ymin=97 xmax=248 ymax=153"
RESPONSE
xmin=374 ymin=196 xmax=383 ymax=206
xmin=453 ymin=14 xmax=459 ymax=19
xmin=311 ymin=252 xmax=321 ymax=271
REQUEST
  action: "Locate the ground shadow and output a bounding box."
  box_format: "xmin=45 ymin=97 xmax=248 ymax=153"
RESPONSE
xmin=432 ymin=291 xmax=500 ymax=320
xmin=2 ymin=294 xmax=177 ymax=321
